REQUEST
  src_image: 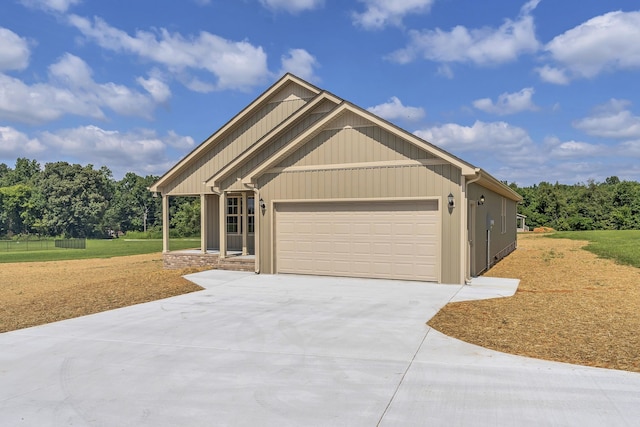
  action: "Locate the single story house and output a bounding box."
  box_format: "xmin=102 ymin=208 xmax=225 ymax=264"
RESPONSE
xmin=149 ymin=74 xmax=522 ymax=284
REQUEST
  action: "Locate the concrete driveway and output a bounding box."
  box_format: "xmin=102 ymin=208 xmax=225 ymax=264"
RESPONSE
xmin=1 ymin=271 xmax=639 ymax=426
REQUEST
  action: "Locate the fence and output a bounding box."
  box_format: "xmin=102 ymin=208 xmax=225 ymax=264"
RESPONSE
xmin=55 ymin=238 xmax=86 ymax=249
xmin=0 ymin=238 xmax=86 ymax=252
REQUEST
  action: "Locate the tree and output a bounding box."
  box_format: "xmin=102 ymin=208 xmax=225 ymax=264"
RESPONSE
xmin=104 ymin=173 xmax=161 ymax=234
xmin=170 ymin=197 xmax=200 ymax=237
xmin=38 ymin=162 xmax=113 ymax=238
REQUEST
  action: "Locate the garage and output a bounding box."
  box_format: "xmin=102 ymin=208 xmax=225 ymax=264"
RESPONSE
xmin=275 ymin=200 xmax=440 ymax=282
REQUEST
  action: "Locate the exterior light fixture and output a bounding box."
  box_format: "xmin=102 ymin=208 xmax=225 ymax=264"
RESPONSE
xmin=448 ymin=193 xmax=455 ymax=208
xmin=479 ymin=194 xmax=485 ymax=205
xmin=259 ymin=198 xmax=266 ymax=210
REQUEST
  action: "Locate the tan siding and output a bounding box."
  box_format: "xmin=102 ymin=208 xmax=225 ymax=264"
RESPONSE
xmin=467 ymin=183 xmax=518 ymax=274
xmin=257 ymin=163 xmax=462 ymax=283
xmin=164 ymin=92 xmax=309 ymax=195
xmin=277 ymin=123 xmax=437 ymax=169
xmin=218 ymin=100 xmax=336 ymax=191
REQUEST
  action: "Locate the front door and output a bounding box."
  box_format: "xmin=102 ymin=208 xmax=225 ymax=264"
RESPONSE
xmin=225 ymin=194 xmax=255 ymax=255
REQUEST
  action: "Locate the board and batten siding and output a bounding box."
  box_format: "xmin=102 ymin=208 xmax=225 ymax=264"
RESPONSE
xmin=467 ymin=183 xmax=517 ymax=274
xmin=255 ymin=123 xmax=463 ymax=283
xmin=219 ymin=99 xmax=338 ymax=192
xmin=163 ymin=83 xmax=316 ymax=195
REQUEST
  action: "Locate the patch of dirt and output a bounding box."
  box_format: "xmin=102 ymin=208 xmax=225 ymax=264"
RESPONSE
xmin=0 ymin=254 xmax=205 ymax=333
xmin=428 ymin=234 xmax=640 ymax=373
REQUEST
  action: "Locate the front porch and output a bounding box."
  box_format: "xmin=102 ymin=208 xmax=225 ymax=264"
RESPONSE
xmin=160 ymin=190 xmax=257 ymax=271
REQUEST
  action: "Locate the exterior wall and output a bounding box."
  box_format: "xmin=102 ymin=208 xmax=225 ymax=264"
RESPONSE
xmin=164 ymin=82 xmax=316 ymax=195
xmin=255 ymin=123 xmax=463 ymax=284
xmin=467 ymin=183 xmax=518 ymax=275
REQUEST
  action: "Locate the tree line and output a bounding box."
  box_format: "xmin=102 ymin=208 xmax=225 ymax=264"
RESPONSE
xmin=509 ymin=177 xmax=640 ymax=231
xmin=2 ymin=158 xmax=639 ymax=238
xmin=0 ymin=158 xmax=200 ymax=239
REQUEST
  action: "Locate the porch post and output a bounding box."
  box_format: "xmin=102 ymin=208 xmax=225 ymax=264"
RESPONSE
xmin=200 ymin=193 xmax=207 ymax=254
xmin=219 ymin=191 xmax=226 ymax=259
xmin=162 ymin=194 xmax=170 ymax=253
xmin=242 ymin=192 xmax=248 ymax=256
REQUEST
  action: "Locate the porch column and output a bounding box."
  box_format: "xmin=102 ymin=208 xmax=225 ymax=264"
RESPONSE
xmin=242 ymin=192 xmax=248 ymax=256
xmin=219 ymin=191 xmax=227 ymax=259
xmin=162 ymin=194 xmax=170 ymax=253
xmin=200 ymin=193 xmax=207 ymax=254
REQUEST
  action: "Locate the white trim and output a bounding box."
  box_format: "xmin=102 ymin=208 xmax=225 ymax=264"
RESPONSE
xmin=265 ymin=158 xmax=449 ymax=174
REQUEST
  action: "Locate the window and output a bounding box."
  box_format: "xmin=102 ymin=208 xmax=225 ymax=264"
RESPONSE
xmin=501 ymin=197 xmax=507 ymax=234
xmin=247 ymin=197 xmax=255 ymax=233
xmin=226 ymin=197 xmax=240 ymax=233
xmin=226 ymin=195 xmax=255 ymax=234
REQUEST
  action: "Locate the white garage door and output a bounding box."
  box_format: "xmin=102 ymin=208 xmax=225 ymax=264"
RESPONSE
xmin=275 ymin=200 xmax=439 ymax=282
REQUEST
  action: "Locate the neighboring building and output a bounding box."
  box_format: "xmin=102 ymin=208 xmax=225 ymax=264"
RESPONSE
xmin=149 ymin=74 xmax=522 ymax=284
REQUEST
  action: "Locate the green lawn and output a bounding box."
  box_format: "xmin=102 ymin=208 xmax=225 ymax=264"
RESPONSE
xmin=0 ymin=238 xmax=200 ymax=263
xmin=551 ymin=230 xmax=640 ymax=268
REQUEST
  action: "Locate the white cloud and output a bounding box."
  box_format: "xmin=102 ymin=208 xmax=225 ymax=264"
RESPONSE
xmin=0 ymin=28 xmax=31 ymax=71
xmin=0 ymin=126 xmax=46 ymax=156
xmin=352 ymin=0 xmax=434 ymax=30
xmin=259 ymin=0 xmax=324 ymax=13
xmin=389 ymin=0 xmax=540 ymax=65
xmin=473 ymin=87 xmax=537 ymax=115
xmin=415 ymin=120 xmax=533 ymax=152
xmin=279 ymin=49 xmax=320 ymax=82
xmin=39 ymin=126 xmax=195 ymax=177
xmin=0 ymin=53 xmax=161 ymax=124
xmin=68 ymin=15 xmax=270 ymax=91
xmin=541 ymin=11 xmax=640 ymax=83
xmin=544 ymin=136 xmax=605 ymax=159
xmin=536 ymin=65 xmax=569 ymax=85
xmin=367 ymin=97 xmax=425 ymax=122
xmin=618 ymin=140 xmax=640 ymax=157
xmin=19 ymin=0 xmax=81 ymax=13
xmin=573 ymin=99 xmax=640 ymax=139
xmin=137 ymin=75 xmax=171 ymax=103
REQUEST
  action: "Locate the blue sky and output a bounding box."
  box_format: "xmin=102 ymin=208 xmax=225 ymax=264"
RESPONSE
xmin=1 ymin=0 xmax=639 ymax=185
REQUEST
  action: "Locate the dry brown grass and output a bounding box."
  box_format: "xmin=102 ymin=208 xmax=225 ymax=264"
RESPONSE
xmin=0 ymin=254 xmax=204 ymax=333
xmin=429 ymin=234 xmax=640 ymax=373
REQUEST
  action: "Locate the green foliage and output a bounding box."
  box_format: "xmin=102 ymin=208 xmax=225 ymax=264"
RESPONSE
xmin=550 ymin=230 xmax=640 ymax=268
xmin=512 ymin=177 xmax=640 ymax=231
xmin=38 ymin=162 xmax=113 ymax=238
xmin=0 ymin=238 xmax=200 ymax=263
xmin=170 ymin=197 xmax=201 ymax=237
xmin=0 ymin=158 xmax=195 ymax=240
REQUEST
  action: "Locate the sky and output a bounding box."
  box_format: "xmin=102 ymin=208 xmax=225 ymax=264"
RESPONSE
xmin=1 ymin=0 xmax=640 ymax=186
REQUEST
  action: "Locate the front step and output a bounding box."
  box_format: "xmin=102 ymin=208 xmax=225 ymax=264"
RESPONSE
xmin=217 ymin=256 xmax=255 ymax=272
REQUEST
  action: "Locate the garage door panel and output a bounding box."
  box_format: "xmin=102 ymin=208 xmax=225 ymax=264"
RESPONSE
xmin=276 ymin=200 xmax=439 ymax=282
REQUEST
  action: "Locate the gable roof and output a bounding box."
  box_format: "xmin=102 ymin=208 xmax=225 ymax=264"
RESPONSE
xmin=150 ymin=74 xmax=521 ymax=202
xmin=149 ymin=73 xmax=321 ymax=193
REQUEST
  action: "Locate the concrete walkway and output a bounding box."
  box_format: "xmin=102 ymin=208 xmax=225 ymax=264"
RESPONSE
xmin=1 ymin=271 xmax=639 ymax=426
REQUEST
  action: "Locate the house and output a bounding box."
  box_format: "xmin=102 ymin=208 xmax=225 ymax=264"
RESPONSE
xmin=517 ymin=214 xmax=529 ymax=232
xmin=149 ymin=74 xmax=522 ymax=284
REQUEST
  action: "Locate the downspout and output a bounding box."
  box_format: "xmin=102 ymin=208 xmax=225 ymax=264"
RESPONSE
xmin=464 ymin=169 xmax=482 ymax=284
xmin=253 ymin=187 xmax=260 ymax=274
